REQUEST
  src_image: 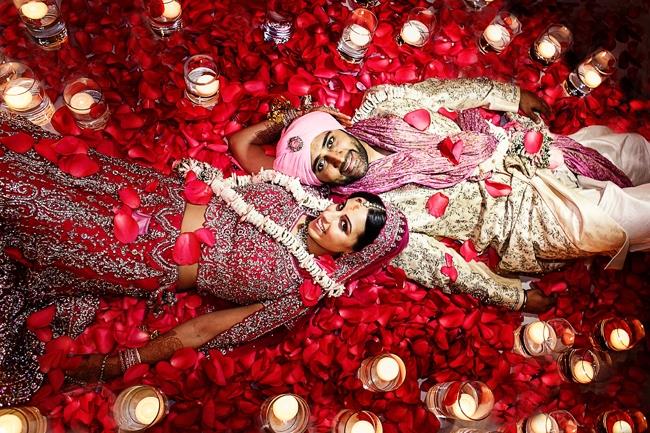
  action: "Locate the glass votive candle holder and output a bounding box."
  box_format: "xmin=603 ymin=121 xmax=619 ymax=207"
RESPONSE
xmin=260 ymin=394 xmax=309 ymax=433
xmin=262 ymin=9 xmax=293 ymax=45
xmin=332 ymin=410 xmax=383 ymax=433
xmin=357 ymin=353 xmax=406 ymax=392
xmin=556 ymin=348 xmax=606 ymax=384
xmin=478 ymin=11 xmax=522 ymax=54
xmin=0 ymin=62 xmax=54 ymax=126
xmin=564 ymin=49 xmax=616 ymax=97
xmin=598 ymin=410 xmax=648 ymax=433
xmin=146 ymin=0 xmax=183 ymax=37
xmin=425 ymin=381 xmax=495 ymax=421
xmin=0 ymin=406 xmax=47 ymax=433
xmin=520 ymin=411 xmax=579 ymax=433
xmin=590 ymin=317 xmax=645 ymax=352
xmin=513 ymin=318 xmax=576 ymax=357
xmin=337 ymin=8 xmax=378 ymax=64
xmin=63 ymin=77 xmax=110 ymax=130
xmin=112 ymin=385 xmax=168 ymax=432
xmin=398 ymin=7 xmax=436 ymax=48
xmin=13 ymin=0 xmax=67 ymax=50
xmin=463 ymin=0 xmax=495 ymax=10
xmin=184 ymin=54 xmax=220 ymax=108
xmin=530 ymin=24 xmax=573 ymax=66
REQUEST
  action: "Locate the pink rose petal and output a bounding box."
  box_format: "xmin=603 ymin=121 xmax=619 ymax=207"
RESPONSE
xmin=173 ymin=232 xmax=201 ymax=265
xmin=403 ymin=109 xmax=431 ymax=131
xmin=485 ymin=179 xmax=513 ymax=197
xmin=524 ymin=130 xmax=544 ymax=154
xmin=426 ymin=192 xmax=450 ymax=218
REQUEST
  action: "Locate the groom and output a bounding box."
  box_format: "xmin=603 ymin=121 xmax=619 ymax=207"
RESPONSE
xmin=229 ymin=78 xmax=650 ymax=313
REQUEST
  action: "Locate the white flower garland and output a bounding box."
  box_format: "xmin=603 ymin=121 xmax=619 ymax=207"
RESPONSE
xmin=175 ymin=159 xmax=345 ymax=297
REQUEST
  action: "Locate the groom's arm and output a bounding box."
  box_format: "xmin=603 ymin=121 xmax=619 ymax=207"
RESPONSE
xmin=228 ymin=119 xmax=281 ymax=174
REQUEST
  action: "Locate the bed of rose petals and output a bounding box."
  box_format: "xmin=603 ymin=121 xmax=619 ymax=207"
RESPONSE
xmin=1 ymin=0 xmax=649 ymax=431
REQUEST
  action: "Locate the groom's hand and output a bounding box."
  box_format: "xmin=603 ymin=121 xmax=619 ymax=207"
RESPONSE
xmin=519 ymin=90 xmax=551 ymax=123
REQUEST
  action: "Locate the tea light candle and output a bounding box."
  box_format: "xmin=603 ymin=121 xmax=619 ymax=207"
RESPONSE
xmin=193 ymin=74 xmax=219 ymax=97
xmin=376 ymin=357 xmax=400 ymax=381
xmin=612 ymin=420 xmax=633 ymax=433
xmin=351 ymin=420 xmax=375 ymax=433
xmin=451 ymin=393 xmax=478 ymax=420
xmin=483 ymin=24 xmax=510 ymax=51
xmin=580 ymin=65 xmax=602 ymax=89
xmin=20 ymin=1 xmax=48 ymax=20
xmin=572 ymin=360 xmax=595 ymax=383
xmin=608 ymin=328 xmax=631 ymax=350
xmin=3 ymin=85 xmax=33 ymax=110
xmin=526 ymin=321 xmax=550 ymax=345
xmin=69 ymin=92 xmax=94 ymax=115
xmin=272 ymin=395 xmax=299 ymax=422
xmin=162 ymin=0 xmax=181 ymax=19
xmin=0 ymin=413 xmax=24 ymax=433
xmin=400 ymin=20 xmax=428 ymax=46
xmin=536 ymin=39 xmax=557 ymax=60
xmin=529 ymin=413 xmax=557 ymax=433
xmin=348 ymin=24 xmax=371 ymax=48
xmin=134 ymin=396 xmax=160 ymax=425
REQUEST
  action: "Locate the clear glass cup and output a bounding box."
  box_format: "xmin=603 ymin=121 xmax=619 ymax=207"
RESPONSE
xmin=146 ymin=0 xmax=183 ymax=37
xmin=262 ymin=8 xmax=293 ymax=45
xmin=556 ymin=348 xmax=610 ymax=384
xmin=184 ymin=54 xmax=220 ymax=108
xmin=513 ymin=318 xmax=576 ymax=357
xmin=13 ymin=0 xmax=67 ymax=50
xmin=357 ymin=353 xmax=406 ymax=392
xmin=519 ymin=411 xmax=579 ymax=433
xmin=478 ymin=11 xmax=522 ymax=54
xmin=590 ymin=317 xmax=645 ymax=352
xmin=564 ymin=49 xmax=616 ymax=97
xmin=0 ymin=406 xmax=47 ymax=433
xmin=337 ymin=8 xmax=378 ymax=64
xmin=0 ymin=62 xmax=54 ymax=126
xmin=425 ymin=381 xmax=495 ymax=421
xmin=112 ymin=385 xmax=168 ymax=432
xmin=597 ymin=410 xmax=648 ymax=433
xmin=398 ymin=7 xmax=436 ymax=48
xmin=260 ymin=394 xmax=310 ymax=433
xmin=463 ymin=0 xmax=495 ymax=10
xmin=63 ymin=77 xmax=110 ymax=130
xmin=530 ymin=24 xmax=573 ymax=66
xmin=332 ymin=410 xmax=383 ymax=433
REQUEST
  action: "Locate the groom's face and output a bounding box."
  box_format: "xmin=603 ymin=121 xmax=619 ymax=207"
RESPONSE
xmin=309 ymin=130 xmax=369 ymax=185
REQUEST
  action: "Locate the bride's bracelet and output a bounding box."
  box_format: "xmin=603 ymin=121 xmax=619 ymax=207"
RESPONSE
xmin=98 ymin=354 xmax=110 ymax=382
xmin=118 ymin=348 xmax=142 ymax=373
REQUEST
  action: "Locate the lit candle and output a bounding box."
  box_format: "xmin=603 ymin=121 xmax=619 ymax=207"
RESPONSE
xmin=572 ymin=360 xmax=595 ymax=383
xmin=193 ymin=74 xmax=219 ymax=97
xmin=19 ymin=1 xmax=48 ymax=20
xmin=580 ymin=65 xmax=602 ymax=89
xmin=612 ymin=420 xmax=633 ymax=433
xmin=536 ymin=39 xmax=557 ymax=60
xmin=348 ymin=24 xmax=371 ymax=48
xmin=483 ymin=24 xmax=510 ymax=51
xmin=451 ymin=393 xmax=478 ymax=421
xmin=526 ymin=321 xmax=550 ymax=345
xmin=162 ymin=0 xmax=181 ymax=19
xmin=0 ymin=413 xmax=24 ymax=433
xmin=529 ymin=413 xmax=558 ymax=433
xmin=69 ymin=92 xmax=94 ymax=115
xmin=562 ymin=328 xmax=576 ymax=346
xmin=608 ymin=328 xmax=631 ymax=350
xmin=376 ymin=357 xmax=400 ymax=382
xmin=271 ymin=395 xmax=299 ymax=422
xmin=351 ymin=420 xmax=375 ymax=433
xmin=134 ymin=396 xmax=160 ymax=425
xmin=3 ymin=85 xmax=33 ymax=111
xmin=400 ymin=20 xmax=428 ymax=46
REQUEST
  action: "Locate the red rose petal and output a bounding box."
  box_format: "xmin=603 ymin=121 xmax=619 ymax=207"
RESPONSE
xmin=173 ymin=232 xmax=201 ymax=265
xmin=58 ymin=154 xmax=100 ymax=178
xmin=460 ymin=240 xmax=478 ymax=262
xmin=170 ymin=347 xmax=199 ymax=369
xmin=1 ymin=132 xmax=34 ymax=153
xmin=485 ymin=179 xmax=513 ymax=197
xmin=194 ymin=227 xmax=215 ymax=246
xmin=426 ymin=192 xmax=449 ymax=218
xmin=524 ymin=130 xmax=544 ymax=154
xmin=51 ymin=107 xmax=82 ymax=136
xmin=26 ymin=305 xmax=56 ymax=330
xmin=299 ymin=280 xmax=322 ymax=307
xmin=55 ymin=137 xmax=88 ymax=155
xmin=118 ymin=187 xmax=141 ymax=209
xmin=113 ymin=210 xmax=139 ymax=243
xmin=403 ymin=109 xmax=431 ymax=131
xmin=439 ymin=137 xmax=464 ymax=165
xmin=440 ymin=253 xmax=458 ymax=283
xmin=184 ymin=178 xmax=213 ymax=204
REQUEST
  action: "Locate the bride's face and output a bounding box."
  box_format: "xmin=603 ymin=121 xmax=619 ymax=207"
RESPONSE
xmin=307 ymin=197 xmax=369 ymax=254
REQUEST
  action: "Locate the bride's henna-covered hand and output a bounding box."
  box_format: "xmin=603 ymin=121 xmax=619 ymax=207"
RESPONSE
xmin=519 ymin=90 xmax=551 ymax=123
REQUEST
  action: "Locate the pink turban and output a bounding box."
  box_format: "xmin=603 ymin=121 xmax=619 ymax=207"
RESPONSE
xmin=273 ymin=112 xmax=344 ymax=186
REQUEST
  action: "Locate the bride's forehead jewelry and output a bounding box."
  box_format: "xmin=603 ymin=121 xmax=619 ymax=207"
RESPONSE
xmin=360 ymin=200 xmax=384 ymax=213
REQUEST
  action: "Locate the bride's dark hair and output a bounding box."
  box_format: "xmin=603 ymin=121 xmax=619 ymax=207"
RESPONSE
xmin=349 ymin=191 xmax=387 ymax=251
